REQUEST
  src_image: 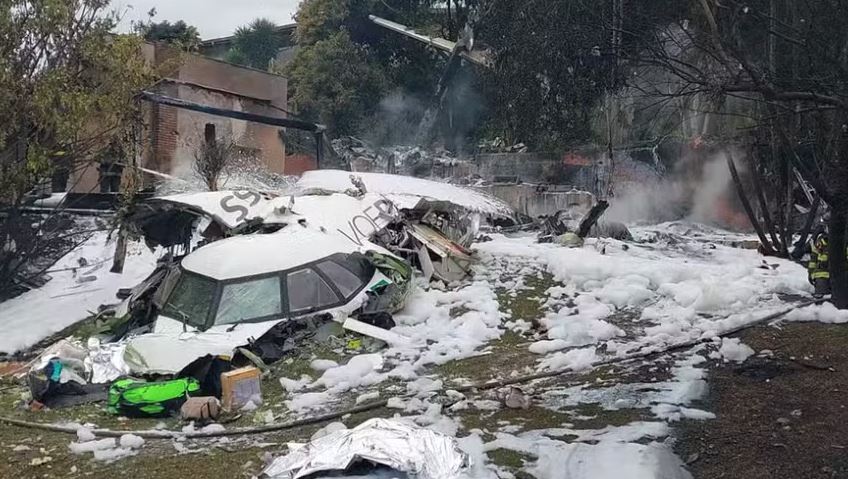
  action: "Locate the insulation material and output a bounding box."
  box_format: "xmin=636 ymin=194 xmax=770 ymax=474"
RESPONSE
xmin=85 ymin=340 xmax=131 ymax=384
xmin=262 ymin=418 xmax=470 ymax=479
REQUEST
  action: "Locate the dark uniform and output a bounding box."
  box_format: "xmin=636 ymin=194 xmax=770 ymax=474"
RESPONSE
xmin=808 ymin=232 xmax=831 ymax=297
xmin=808 ymin=231 xmax=848 ymax=298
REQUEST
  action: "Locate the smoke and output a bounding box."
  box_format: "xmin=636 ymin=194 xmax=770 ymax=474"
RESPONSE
xmin=363 ymin=67 xmax=485 ymax=153
xmin=364 ymin=91 xmax=428 ymax=147
xmin=606 ymin=150 xmax=750 ymax=230
xmin=605 ymin=180 xmax=689 ymax=224
xmin=688 ymin=154 xmax=735 ymax=225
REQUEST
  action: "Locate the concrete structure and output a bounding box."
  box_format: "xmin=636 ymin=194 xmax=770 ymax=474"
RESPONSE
xmin=475 ymin=184 xmax=595 ymax=219
xmin=70 ymin=42 xmax=290 ymax=194
xmin=475 ymin=152 xmax=594 ymax=187
xmin=198 ymin=24 xmax=298 ymax=70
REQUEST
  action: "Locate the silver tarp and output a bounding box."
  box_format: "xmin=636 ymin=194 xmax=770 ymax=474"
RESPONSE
xmin=262 ymin=418 xmax=470 ymax=479
xmin=84 ymin=339 xmax=131 ymax=384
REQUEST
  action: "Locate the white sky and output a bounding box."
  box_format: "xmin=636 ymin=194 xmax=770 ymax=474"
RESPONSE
xmin=113 ymin=0 xmax=300 ymax=39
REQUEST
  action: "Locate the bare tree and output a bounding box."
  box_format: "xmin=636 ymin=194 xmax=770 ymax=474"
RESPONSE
xmin=606 ymin=0 xmax=848 ymax=306
xmin=193 ymin=135 xmax=238 ymax=191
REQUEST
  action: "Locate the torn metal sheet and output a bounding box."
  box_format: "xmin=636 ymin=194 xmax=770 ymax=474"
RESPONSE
xmin=408 ymin=223 xmax=474 ymax=282
xmin=262 ymin=418 xmax=470 ymax=479
xmin=408 ymin=224 xmax=473 ymax=260
xmin=417 ymin=244 xmax=435 ymax=283
xmin=126 ymin=190 xmax=287 ymax=248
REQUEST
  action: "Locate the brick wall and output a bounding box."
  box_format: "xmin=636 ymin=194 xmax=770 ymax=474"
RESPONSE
xmin=284 ymin=154 xmax=317 ymax=176
xmin=152 ymin=103 xmax=179 ymax=174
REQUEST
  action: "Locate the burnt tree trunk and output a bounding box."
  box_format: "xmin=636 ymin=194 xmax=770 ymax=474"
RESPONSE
xmin=727 ymin=152 xmax=777 ymax=256
xmin=748 ymin=155 xmax=781 ymax=252
xmin=830 ymin=206 xmax=848 ymax=309
xmin=111 ymin=227 xmax=128 ymax=274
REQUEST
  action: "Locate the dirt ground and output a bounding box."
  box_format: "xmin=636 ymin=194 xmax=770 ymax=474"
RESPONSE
xmin=677 ymin=322 xmax=848 ymax=479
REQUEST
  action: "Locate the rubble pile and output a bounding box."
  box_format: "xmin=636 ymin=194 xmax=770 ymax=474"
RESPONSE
xmin=331 ymin=136 xmax=473 ymax=177
xmin=477 ymin=137 xmax=529 ymax=153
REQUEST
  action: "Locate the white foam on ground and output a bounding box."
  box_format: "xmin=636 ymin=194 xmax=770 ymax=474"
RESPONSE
xmin=0 ymin=231 xmax=159 ymax=354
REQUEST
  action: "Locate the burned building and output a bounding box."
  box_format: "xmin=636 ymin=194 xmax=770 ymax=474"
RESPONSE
xmin=68 ymin=42 xmax=294 ymax=195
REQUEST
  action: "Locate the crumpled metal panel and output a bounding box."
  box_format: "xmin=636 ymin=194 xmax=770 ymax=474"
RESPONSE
xmin=262 ymin=418 xmax=470 ymax=479
xmin=84 ymin=341 xmax=131 ymax=384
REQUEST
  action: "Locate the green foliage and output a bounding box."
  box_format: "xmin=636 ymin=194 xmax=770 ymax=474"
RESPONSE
xmin=475 ymin=0 xmax=619 ymax=148
xmin=294 ymin=0 xmax=350 ymax=46
xmin=289 ymin=0 xmax=446 ymax=138
xmin=286 ymin=31 xmax=388 ymax=135
xmin=0 ymin=0 xmax=155 ymax=296
xmin=285 ymin=0 xmax=704 ymax=150
xmin=0 ymin=0 xmax=153 ymax=202
xmin=135 ymin=20 xmax=201 ymax=51
xmin=224 ymin=48 xmax=249 ymax=67
xmin=227 ymin=18 xmax=284 ymax=70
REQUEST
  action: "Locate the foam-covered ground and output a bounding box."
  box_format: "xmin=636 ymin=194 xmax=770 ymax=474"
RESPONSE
xmin=4 ymin=221 xmax=845 ymax=478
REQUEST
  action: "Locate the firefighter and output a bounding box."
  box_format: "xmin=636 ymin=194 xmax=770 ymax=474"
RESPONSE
xmin=808 ymin=227 xmax=830 ymax=297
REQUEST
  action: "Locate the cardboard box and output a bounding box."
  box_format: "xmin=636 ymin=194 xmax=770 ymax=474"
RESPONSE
xmin=221 ymin=366 xmax=262 ymax=411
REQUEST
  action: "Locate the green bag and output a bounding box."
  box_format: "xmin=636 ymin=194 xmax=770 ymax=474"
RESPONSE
xmin=108 ymin=377 xmax=200 ymax=417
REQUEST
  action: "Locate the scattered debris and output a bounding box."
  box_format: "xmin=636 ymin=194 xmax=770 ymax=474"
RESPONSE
xmin=221 ymin=367 xmax=261 ymax=412
xmin=262 ymin=418 xmax=470 ymax=479
xmin=499 ymin=387 xmax=531 ymax=409
xmin=181 ymin=397 xmax=221 ymax=421
xmin=539 ymin=196 xmax=633 ymax=244
xmin=29 ymin=456 xmax=52 ymax=466
xmin=331 ymin=137 xmax=471 ymax=176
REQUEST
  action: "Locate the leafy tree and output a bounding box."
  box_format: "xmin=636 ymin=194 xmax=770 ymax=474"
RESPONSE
xmin=294 ymin=0 xmax=350 ymax=46
xmin=286 ymin=31 xmax=388 ymax=135
xmin=226 ymin=18 xmax=284 ymax=70
xmin=135 ymin=19 xmax=201 ymax=51
xmin=0 ymin=0 xmax=154 ymax=298
xmin=289 ymin=0 xmax=449 ymax=139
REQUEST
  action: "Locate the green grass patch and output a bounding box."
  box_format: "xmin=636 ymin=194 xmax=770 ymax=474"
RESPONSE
xmin=487 ymin=448 xmax=535 ymax=469
xmin=566 ymin=403 xmax=649 ymax=430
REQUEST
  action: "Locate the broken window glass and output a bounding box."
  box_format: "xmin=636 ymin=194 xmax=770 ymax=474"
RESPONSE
xmin=287 ymin=268 xmax=339 ymax=313
xmin=316 ymin=260 xmax=365 ymax=299
xmin=215 ymin=276 xmax=282 ymax=325
xmin=162 ymin=274 xmax=217 ymax=329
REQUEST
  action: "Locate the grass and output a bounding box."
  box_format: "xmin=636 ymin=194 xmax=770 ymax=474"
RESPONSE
xmin=456 ymin=404 xmax=576 ymax=434
xmin=487 ymin=448 xmax=535 ymax=469
xmin=432 ymin=332 xmax=538 ymax=385
xmin=496 ymin=272 xmax=559 ymax=326
xmin=566 ymin=403 xmax=649 ymax=430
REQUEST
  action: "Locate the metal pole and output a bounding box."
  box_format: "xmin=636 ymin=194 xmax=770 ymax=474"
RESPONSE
xmin=315 ymin=132 xmax=324 ymax=170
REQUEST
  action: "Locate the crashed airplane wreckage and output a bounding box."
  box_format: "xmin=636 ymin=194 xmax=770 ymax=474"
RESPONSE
xmin=129 ymin=169 xmax=514 ymax=283
xmin=24 ymin=171 xmax=516 ymax=412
